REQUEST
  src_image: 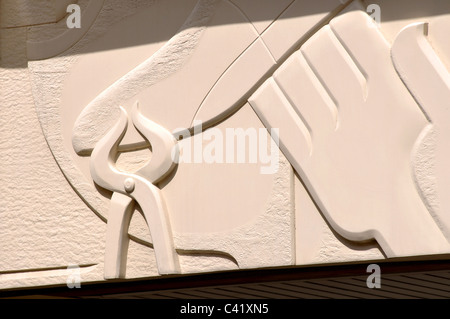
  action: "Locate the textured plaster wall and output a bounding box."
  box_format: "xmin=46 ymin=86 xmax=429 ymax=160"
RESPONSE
xmin=0 ymin=1 xmax=162 ymax=288
xmin=0 ymin=0 xmax=274 ymax=288
xmin=0 ymin=25 xmax=105 ymax=287
xmin=1 ymin=0 xmax=449 ymax=289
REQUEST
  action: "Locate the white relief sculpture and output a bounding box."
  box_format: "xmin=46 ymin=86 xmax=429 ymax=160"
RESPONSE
xmin=392 ymin=22 xmax=450 ymax=242
xmin=248 ymin=10 xmax=450 ymax=257
xmin=72 ymin=0 xmax=347 ymax=155
xmin=29 ymin=0 xmax=210 ymax=246
xmin=70 ymin=0 xmax=344 ymax=277
xmin=74 ymin=3 xmax=450 ymax=273
xmin=19 ymin=0 xmax=450 ymax=285
xmin=90 ymin=102 xmax=180 ymax=278
xmin=72 ymin=0 xmax=222 ymax=155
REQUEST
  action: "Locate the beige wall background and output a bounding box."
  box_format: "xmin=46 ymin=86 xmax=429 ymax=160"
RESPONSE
xmin=1 ymin=0 xmax=449 ymax=289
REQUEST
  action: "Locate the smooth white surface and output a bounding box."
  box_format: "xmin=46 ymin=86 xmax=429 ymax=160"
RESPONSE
xmin=193 ymin=38 xmax=276 ymax=130
xmin=230 ymin=0 xmax=294 ymax=34
xmin=261 ymin=0 xmax=345 ymax=62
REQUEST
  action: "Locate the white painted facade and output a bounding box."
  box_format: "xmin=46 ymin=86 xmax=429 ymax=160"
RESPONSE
xmin=1 ymin=0 xmax=449 ymax=290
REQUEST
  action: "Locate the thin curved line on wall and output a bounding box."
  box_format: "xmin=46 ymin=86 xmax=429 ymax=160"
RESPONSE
xmin=27 ymin=0 xmax=105 ymax=61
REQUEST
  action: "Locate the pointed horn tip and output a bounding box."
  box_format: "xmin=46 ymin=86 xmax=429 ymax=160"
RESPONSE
xmin=132 ymin=100 xmax=141 ymax=111
xmin=118 ymin=105 xmax=128 ymax=114
xmin=131 ymin=101 xmax=144 ymax=121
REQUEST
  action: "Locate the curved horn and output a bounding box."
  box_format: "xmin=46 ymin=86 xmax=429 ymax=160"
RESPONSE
xmin=132 ymin=101 xmax=179 ymax=184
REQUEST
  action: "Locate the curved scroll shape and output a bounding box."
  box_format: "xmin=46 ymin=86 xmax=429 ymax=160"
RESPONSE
xmin=392 ymin=22 xmax=450 ymax=241
xmin=27 ymin=0 xmax=105 ymax=60
xmin=90 ymin=107 xmax=180 ymax=276
xmin=132 ymin=102 xmax=179 ymax=184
